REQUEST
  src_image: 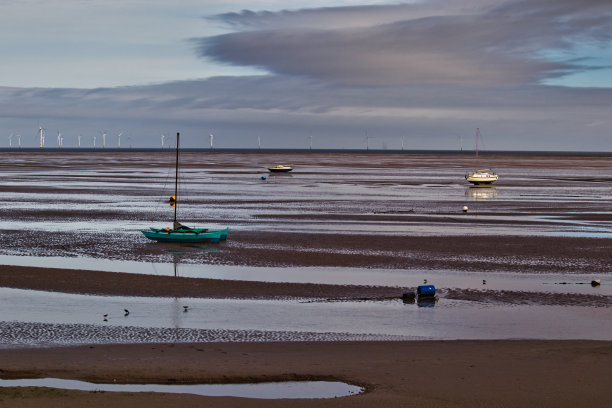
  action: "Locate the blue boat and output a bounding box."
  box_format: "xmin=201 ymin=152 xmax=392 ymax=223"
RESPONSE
xmin=141 ymin=132 xmax=229 ymax=243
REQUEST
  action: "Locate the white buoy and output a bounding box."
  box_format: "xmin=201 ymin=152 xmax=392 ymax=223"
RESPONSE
xmin=462 ymin=206 xmax=468 ymax=213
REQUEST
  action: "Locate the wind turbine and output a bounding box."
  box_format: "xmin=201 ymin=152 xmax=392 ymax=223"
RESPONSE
xmin=117 ymin=132 xmax=123 ymax=148
xmin=57 ymin=131 xmax=63 ymax=148
xmin=8 ymin=133 xmax=12 ymax=147
xmin=93 ymin=134 xmax=97 ymax=148
xmin=17 ymin=134 xmax=21 ymax=148
xmin=161 ymin=134 xmax=165 ymax=149
xmin=258 ymin=135 xmax=261 ymax=150
xmin=101 ymin=131 xmax=107 ymax=148
xmin=209 ymin=133 xmax=214 ymax=149
xmin=309 ymin=135 xmax=313 ymax=150
xmin=38 ymin=127 xmax=45 ymax=148
xmin=78 ymin=134 xmax=81 ymax=148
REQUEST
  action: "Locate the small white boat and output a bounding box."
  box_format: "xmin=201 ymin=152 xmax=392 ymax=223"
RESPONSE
xmin=465 ymin=128 xmax=498 ymax=185
xmin=465 ymin=169 xmax=498 ymax=185
xmin=268 ymin=164 xmax=293 ymax=173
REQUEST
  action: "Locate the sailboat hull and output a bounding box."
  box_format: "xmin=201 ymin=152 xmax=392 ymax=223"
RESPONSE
xmin=465 ymin=170 xmax=498 ymax=185
xmin=141 ymin=227 xmax=228 ymax=243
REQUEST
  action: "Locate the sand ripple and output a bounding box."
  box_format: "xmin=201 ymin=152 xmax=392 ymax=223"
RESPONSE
xmin=0 ymin=321 xmax=411 ymax=347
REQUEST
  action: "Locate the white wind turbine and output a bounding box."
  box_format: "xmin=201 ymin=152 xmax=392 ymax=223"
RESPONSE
xmin=38 ymin=127 xmax=45 ymax=148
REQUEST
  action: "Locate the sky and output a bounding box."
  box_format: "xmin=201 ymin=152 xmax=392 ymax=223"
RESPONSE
xmin=1 ymin=0 xmax=611 ymax=150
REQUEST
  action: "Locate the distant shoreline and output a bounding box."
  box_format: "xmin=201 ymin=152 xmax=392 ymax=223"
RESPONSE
xmin=1 ymin=147 xmax=611 ymax=156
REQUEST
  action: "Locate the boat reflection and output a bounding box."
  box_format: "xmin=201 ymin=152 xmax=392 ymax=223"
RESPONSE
xmin=465 ymin=186 xmax=498 ymax=200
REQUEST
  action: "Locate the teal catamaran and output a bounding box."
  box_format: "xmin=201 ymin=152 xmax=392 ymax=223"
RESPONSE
xmin=141 ymin=132 xmax=228 ymax=243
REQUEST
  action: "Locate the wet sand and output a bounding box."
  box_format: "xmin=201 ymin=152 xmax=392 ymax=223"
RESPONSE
xmin=1 ymin=264 xmax=610 ymax=307
xmin=1 ymin=230 xmax=611 ymax=273
xmin=1 ymin=341 xmax=611 ymax=407
xmin=1 ymin=152 xmax=611 ymax=406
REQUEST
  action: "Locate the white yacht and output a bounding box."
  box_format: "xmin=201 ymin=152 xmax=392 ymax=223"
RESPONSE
xmin=465 ymin=128 xmax=498 ymax=185
xmin=465 ymin=169 xmax=498 ymax=185
xmin=268 ymin=164 xmax=293 ymax=173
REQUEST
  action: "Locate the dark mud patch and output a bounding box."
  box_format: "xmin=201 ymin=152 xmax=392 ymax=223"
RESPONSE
xmin=443 ymin=288 xmax=612 ymax=307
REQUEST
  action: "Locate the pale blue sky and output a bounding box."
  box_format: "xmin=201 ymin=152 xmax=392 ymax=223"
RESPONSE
xmin=0 ymin=0 xmax=395 ymax=88
xmin=1 ymin=0 xmax=611 ymax=150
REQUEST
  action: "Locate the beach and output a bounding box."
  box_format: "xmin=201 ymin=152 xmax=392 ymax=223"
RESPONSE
xmin=0 ymin=151 xmax=611 ymax=406
xmin=2 ymin=341 xmax=612 ymax=408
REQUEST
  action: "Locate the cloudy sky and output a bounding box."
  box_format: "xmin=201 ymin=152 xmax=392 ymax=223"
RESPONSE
xmin=1 ymin=0 xmax=611 ymax=150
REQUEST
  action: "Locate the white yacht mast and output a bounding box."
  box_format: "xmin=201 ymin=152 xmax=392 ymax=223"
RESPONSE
xmin=475 ymin=127 xmax=479 ymax=169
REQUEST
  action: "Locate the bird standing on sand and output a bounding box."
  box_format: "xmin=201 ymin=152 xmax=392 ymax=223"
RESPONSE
xmin=124 ymin=309 xmax=130 ymax=316
xmin=103 ymin=314 xmax=108 ymax=321
xmin=183 ymin=306 xmax=189 ymax=312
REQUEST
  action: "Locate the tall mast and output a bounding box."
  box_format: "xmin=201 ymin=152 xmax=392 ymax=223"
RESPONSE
xmin=475 ymin=127 xmax=479 ymax=170
xmin=174 ymin=132 xmax=180 ymax=226
xmin=476 ymin=128 xmax=479 ymax=159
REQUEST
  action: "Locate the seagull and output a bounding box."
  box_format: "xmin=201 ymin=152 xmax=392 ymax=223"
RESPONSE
xmin=124 ymin=309 xmax=130 ymax=316
xmin=103 ymin=314 xmax=108 ymax=321
xmin=183 ymin=306 xmax=189 ymax=312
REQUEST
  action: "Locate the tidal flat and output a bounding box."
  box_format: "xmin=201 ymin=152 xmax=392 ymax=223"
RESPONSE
xmin=0 ymin=151 xmax=611 ymax=407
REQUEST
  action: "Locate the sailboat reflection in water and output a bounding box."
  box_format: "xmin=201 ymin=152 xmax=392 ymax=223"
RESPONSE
xmin=141 ymin=132 xmax=228 ymax=243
